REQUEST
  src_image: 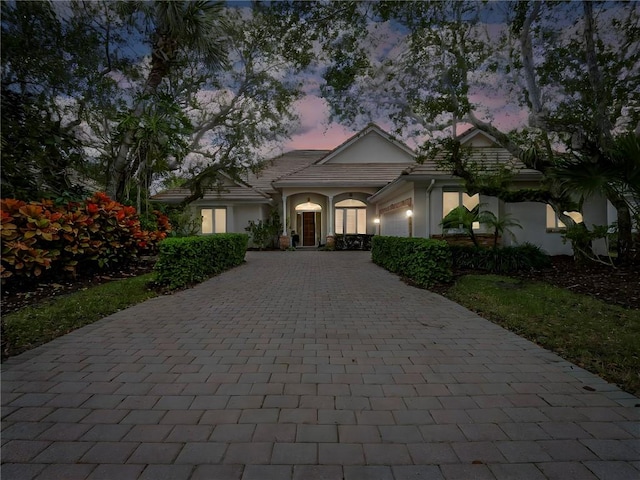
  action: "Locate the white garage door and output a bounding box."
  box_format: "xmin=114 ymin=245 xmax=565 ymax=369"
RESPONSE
xmin=381 ymin=210 xmax=409 ymax=237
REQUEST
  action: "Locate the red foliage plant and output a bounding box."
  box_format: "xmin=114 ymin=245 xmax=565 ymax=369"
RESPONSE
xmin=1 ymin=193 xmax=171 ymax=280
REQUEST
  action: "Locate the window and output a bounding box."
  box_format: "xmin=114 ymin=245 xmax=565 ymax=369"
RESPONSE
xmin=443 ymin=191 xmax=480 ymax=230
xmin=443 ymin=191 xmax=479 ymax=217
xmin=295 ymin=202 xmax=322 ymax=212
xmin=201 ymin=208 xmax=226 ymax=234
xmin=546 ymin=205 xmax=583 ymax=230
xmin=335 ymin=199 xmax=367 ymax=234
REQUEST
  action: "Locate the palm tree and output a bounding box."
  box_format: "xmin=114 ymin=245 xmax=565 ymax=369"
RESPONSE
xmin=441 ymin=204 xmax=481 ymax=247
xmin=107 ymin=1 xmax=229 ymax=202
xmin=477 ymin=211 xmax=522 ymax=248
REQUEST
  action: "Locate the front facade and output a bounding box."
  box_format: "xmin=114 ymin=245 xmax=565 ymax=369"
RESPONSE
xmin=153 ymin=124 xmax=613 ymax=255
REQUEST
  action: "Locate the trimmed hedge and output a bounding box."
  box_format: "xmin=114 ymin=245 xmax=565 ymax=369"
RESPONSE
xmin=449 ymin=243 xmax=550 ymax=273
xmin=372 ymin=236 xmax=452 ymax=288
xmin=154 ymin=233 xmax=248 ymax=289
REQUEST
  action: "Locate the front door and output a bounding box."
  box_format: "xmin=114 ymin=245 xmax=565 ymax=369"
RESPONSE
xmin=302 ymin=212 xmax=315 ymax=246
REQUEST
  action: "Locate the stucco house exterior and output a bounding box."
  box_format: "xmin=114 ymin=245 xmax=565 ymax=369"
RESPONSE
xmin=153 ymin=124 xmax=613 ymax=255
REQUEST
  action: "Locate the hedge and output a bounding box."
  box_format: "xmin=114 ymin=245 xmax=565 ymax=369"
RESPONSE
xmin=449 ymin=243 xmax=550 ymax=273
xmin=371 ymin=236 xmax=452 ymax=288
xmin=154 ymin=233 xmax=248 ymax=289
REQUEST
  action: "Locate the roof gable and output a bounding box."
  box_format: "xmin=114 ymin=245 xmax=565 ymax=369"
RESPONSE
xmin=457 ymin=128 xmax=499 ymax=147
xmin=316 ymin=124 xmax=415 ymax=165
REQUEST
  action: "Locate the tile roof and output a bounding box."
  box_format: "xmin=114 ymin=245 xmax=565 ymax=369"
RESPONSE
xmin=272 ymin=163 xmax=410 ymax=187
xmin=405 ymin=148 xmax=542 ymax=178
xmin=151 ymin=185 xmax=271 ymax=203
xmin=245 ymin=150 xmax=330 ymax=193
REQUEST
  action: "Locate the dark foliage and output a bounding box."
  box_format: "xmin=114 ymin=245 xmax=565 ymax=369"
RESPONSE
xmin=450 ymin=243 xmax=551 ymax=274
xmin=335 ymin=234 xmax=374 ymax=251
xmin=154 ymin=233 xmax=248 ymax=290
xmin=372 ymin=236 xmax=452 ymax=288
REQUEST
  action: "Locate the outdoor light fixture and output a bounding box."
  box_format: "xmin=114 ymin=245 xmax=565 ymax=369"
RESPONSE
xmin=374 ymin=218 xmax=380 ymax=224
xmin=406 ymin=210 xmax=413 ymax=238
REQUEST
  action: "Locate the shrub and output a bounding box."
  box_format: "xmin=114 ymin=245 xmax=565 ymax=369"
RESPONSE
xmin=450 ymin=243 xmax=550 ymax=273
xmin=335 ymin=234 xmax=373 ymax=251
xmin=245 ymin=209 xmax=282 ymax=250
xmin=154 ymin=233 xmax=248 ymax=289
xmin=372 ymin=236 xmax=452 ymax=288
xmin=1 ymin=194 xmax=170 ymax=280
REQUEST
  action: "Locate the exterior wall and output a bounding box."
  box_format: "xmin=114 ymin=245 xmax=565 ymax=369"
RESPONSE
xmin=428 ymin=186 xmax=445 ymax=237
xmin=372 ymin=179 xmax=614 ymax=258
xmin=505 ymin=202 xmax=573 ymax=255
xmin=506 ymin=196 xmax=609 ymax=256
xmin=582 ymin=194 xmax=609 ymax=255
xmin=192 ymin=201 xmax=268 ymax=235
xmin=465 ymin=135 xmax=495 ymax=148
xmin=233 ymin=204 xmax=267 ymax=234
xmin=325 ymin=132 xmax=414 ymax=164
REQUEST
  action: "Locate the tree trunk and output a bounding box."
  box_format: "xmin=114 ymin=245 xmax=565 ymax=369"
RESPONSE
xmin=610 ymin=195 xmax=633 ymax=265
xmin=106 ymin=32 xmax=175 ymax=202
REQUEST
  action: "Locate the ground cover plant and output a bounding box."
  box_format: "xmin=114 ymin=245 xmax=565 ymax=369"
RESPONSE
xmin=444 ymin=274 xmax=640 ymax=396
xmin=2 ymin=273 xmax=156 ymax=358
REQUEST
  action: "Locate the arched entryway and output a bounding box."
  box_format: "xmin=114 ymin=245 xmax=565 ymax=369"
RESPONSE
xmin=295 ymin=201 xmax=322 ymax=246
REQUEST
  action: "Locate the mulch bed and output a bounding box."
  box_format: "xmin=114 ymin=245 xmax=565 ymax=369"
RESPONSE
xmin=511 ymin=255 xmax=639 ymax=310
xmin=428 ymin=255 xmax=639 ymax=310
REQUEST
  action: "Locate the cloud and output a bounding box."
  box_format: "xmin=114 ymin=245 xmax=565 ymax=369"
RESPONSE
xmin=286 ymin=122 xmax=355 ymax=151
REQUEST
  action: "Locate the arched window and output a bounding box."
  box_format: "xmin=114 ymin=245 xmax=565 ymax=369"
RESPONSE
xmin=295 ymin=202 xmax=322 ymax=211
xmin=335 ymin=199 xmax=367 ymax=234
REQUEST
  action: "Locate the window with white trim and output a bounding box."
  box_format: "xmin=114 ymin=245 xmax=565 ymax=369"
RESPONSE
xmin=201 ymin=208 xmax=226 ymax=234
xmin=335 ymin=199 xmax=367 ymax=234
xmin=546 ymin=205 xmax=583 ymax=230
xmin=443 ymin=191 xmax=480 ymax=230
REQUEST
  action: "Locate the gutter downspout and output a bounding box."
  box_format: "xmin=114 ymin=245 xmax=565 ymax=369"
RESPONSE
xmin=425 ymin=179 xmax=436 ymax=238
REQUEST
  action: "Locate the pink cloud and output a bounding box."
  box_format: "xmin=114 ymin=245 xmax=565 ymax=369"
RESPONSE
xmin=286 ymin=122 xmax=355 ymax=150
xmin=284 ymin=95 xmax=357 ymax=150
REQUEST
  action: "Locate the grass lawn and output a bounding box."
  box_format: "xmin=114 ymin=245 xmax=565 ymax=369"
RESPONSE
xmin=445 ymin=274 xmax=640 ymax=396
xmin=2 ymin=273 xmax=157 ymax=358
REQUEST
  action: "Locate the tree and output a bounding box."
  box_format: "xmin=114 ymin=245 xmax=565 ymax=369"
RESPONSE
xmin=308 ymin=0 xmax=640 ymax=264
xmin=441 ymin=204 xmax=482 ymax=247
xmin=478 ymin=211 xmax=522 ymax=249
xmin=105 ymin=0 xmax=229 ymax=201
xmin=0 ymin=89 xmax=88 ymax=201
xmin=1 ymin=0 xmax=110 ymax=200
xmin=2 ymin=1 xmax=304 ymax=208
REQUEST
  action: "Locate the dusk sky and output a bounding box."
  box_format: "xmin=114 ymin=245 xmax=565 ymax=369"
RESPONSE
xmin=275 ymin=0 xmax=609 ymax=153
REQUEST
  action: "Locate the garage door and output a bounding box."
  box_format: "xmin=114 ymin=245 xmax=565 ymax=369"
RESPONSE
xmin=381 ymin=210 xmax=409 ymax=237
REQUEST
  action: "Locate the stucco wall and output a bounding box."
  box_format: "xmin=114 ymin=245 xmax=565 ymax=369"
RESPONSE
xmin=505 ymin=202 xmax=571 ymax=255
xmin=581 ymin=195 xmax=610 ymax=255
xmin=326 ymin=132 xmax=414 ymax=164
xmin=233 ymin=204 xmax=266 ymax=234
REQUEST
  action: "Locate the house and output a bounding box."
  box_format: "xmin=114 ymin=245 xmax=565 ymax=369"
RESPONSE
xmin=152 ymin=124 xmax=612 ymax=255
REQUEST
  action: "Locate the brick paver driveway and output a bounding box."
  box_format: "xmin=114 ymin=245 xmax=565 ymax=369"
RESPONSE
xmin=2 ymin=251 xmax=638 ymax=480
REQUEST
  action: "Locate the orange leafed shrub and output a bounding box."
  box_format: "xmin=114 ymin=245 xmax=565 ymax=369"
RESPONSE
xmin=1 ymin=194 xmax=171 ymax=280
